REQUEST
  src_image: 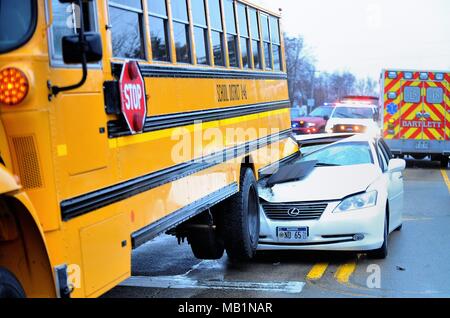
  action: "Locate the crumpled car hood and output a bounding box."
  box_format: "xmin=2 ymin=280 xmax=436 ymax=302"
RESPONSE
xmin=259 ymin=164 xmax=381 ymax=203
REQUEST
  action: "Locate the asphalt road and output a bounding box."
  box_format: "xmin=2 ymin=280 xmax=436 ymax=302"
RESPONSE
xmin=104 ymin=159 xmax=450 ymax=298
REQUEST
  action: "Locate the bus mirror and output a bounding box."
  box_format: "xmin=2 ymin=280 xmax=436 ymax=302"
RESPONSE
xmin=50 ymin=0 xmax=98 ymax=96
xmin=62 ymin=32 xmax=103 ymax=64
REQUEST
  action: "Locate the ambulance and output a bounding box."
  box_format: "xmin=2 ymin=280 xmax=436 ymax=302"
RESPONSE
xmin=381 ymin=69 xmax=450 ymax=168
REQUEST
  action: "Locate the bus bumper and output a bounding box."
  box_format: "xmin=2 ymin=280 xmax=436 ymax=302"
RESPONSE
xmin=385 ymin=139 xmax=450 ymax=156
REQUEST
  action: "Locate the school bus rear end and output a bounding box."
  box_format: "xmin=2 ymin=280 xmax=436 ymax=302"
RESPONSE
xmin=0 ymin=0 xmax=297 ymax=298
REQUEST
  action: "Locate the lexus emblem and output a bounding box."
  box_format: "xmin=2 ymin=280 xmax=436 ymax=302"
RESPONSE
xmin=287 ymin=208 xmax=301 ymax=216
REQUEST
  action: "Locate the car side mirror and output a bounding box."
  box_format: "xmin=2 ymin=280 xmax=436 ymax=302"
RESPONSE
xmin=62 ymin=32 xmax=103 ymax=64
xmin=323 ymin=115 xmax=329 ymax=121
xmin=388 ymin=159 xmax=406 ymax=173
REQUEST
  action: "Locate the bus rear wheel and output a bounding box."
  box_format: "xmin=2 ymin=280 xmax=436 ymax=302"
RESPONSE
xmin=440 ymin=156 xmax=449 ymax=169
xmin=188 ymin=229 xmax=224 ymax=260
xmin=0 ymin=267 xmax=25 ymax=298
xmin=412 ymin=154 xmax=427 ymax=160
xmin=220 ymin=168 xmax=260 ymax=261
xmin=186 ymin=212 xmax=225 ymax=260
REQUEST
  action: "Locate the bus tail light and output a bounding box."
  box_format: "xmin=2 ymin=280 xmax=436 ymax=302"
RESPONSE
xmin=0 ymin=67 xmax=29 ymax=106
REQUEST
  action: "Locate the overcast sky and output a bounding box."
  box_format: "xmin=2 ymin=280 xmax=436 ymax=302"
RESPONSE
xmin=253 ymin=0 xmax=450 ymax=79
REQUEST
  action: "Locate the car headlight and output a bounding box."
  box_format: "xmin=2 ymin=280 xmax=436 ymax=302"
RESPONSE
xmin=292 ymin=122 xmax=300 ymax=128
xmin=334 ymin=191 xmax=378 ymax=213
xmin=306 ymin=122 xmax=316 ymax=128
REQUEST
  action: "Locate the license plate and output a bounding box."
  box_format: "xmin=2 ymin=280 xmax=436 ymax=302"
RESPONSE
xmin=415 ymin=141 xmax=429 ymax=150
xmin=277 ymin=227 xmax=309 ymax=242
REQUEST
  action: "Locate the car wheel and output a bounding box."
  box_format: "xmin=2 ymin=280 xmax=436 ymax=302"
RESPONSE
xmin=220 ymin=168 xmax=260 ymax=261
xmin=0 ymin=267 xmax=25 ymax=298
xmin=369 ymin=213 xmax=388 ymax=259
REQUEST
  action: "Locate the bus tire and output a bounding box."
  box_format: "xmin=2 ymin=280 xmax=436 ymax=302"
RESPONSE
xmin=0 ymin=268 xmax=25 ymax=298
xmin=440 ymin=156 xmax=449 ymax=169
xmin=188 ymin=229 xmax=224 ymax=260
xmin=412 ymin=154 xmax=427 ymax=160
xmin=221 ymin=168 xmax=260 ymax=261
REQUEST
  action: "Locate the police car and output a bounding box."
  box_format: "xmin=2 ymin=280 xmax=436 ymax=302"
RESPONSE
xmin=324 ymin=97 xmax=381 ymax=136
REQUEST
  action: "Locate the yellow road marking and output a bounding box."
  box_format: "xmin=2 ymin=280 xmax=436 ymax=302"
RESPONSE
xmin=306 ymin=263 xmax=329 ymax=281
xmin=335 ymin=261 xmax=357 ymax=284
xmin=441 ymin=169 xmax=450 ymax=194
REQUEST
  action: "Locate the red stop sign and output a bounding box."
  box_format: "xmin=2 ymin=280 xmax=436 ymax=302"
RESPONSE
xmin=119 ymin=61 xmax=147 ymax=134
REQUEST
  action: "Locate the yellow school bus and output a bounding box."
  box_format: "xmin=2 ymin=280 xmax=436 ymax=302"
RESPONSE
xmin=0 ymin=0 xmax=297 ymax=298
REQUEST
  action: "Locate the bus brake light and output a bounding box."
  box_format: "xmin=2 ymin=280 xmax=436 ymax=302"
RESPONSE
xmin=0 ymin=67 xmax=29 ymax=106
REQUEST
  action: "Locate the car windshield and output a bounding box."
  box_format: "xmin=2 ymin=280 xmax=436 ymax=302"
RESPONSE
xmin=300 ymin=144 xmax=328 ymax=156
xmin=291 ymin=108 xmax=301 ymax=118
xmin=299 ymin=142 xmax=373 ymax=166
xmin=332 ymin=107 xmax=374 ymax=119
xmin=309 ymin=106 xmax=333 ymax=118
xmin=290 ymin=107 xmax=307 ymax=118
xmin=0 ymin=0 xmax=36 ymax=53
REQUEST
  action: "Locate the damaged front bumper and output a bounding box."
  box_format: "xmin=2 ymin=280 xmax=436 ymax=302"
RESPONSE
xmin=257 ymin=200 xmax=385 ymax=251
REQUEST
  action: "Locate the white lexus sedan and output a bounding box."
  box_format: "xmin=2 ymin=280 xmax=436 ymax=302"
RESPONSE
xmin=258 ymin=134 xmax=405 ymax=259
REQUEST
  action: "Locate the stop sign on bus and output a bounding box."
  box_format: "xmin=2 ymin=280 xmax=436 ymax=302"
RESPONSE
xmin=119 ymin=61 xmax=147 ymax=134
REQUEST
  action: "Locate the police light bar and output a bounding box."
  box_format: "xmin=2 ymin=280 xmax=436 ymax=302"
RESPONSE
xmin=339 ymin=96 xmax=379 ymax=104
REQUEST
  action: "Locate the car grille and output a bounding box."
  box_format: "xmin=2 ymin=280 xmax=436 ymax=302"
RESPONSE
xmin=262 ymin=202 xmax=328 ymax=221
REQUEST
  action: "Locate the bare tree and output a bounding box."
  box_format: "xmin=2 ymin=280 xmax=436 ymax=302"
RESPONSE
xmin=355 ymin=77 xmax=379 ymax=96
xmin=284 ymin=34 xmax=316 ymax=107
xmin=273 ymin=34 xmax=380 ymax=110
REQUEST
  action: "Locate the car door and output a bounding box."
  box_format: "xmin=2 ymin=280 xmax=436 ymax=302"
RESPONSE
xmin=378 ymin=141 xmax=404 ymax=230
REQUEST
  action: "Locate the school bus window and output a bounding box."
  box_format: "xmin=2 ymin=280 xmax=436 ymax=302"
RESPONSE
xmin=171 ymin=0 xmax=192 ymax=63
xmin=270 ymin=16 xmax=282 ymax=71
xmin=224 ymin=0 xmax=239 ymax=67
xmin=260 ymin=14 xmax=272 ymax=70
xmin=50 ymin=0 xmax=97 ymax=61
xmin=272 ymin=44 xmax=281 ymax=71
xmin=237 ymin=3 xmax=251 ymax=68
xmin=148 ymin=0 xmax=170 ymax=62
xmin=209 ymin=0 xmax=225 ymax=66
xmin=109 ymin=0 xmax=146 ymax=60
xmin=0 ymin=0 xmax=36 ymax=54
xmin=249 ymin=8 xmax=261 ymax=69
xmin=191 ymin=0 xmax=210 ymax=65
